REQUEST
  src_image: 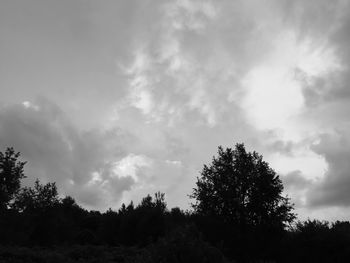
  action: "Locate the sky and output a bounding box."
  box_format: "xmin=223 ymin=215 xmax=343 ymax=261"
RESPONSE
xmin=1 ymin=0 xmax=350 ymax=221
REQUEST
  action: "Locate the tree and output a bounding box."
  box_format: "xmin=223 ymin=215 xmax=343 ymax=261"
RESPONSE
xmin=137 ymin=192 xmax=167 ymax=213
xmin=191 ymin=143 xmax=295 ymax=229
xmin=13 ymin=179 xmax=59 ymax=212
xmin=135 ymin=192 xmax=168 ymax=245
xmin=0 ymin=147 xmax=26 ymax=210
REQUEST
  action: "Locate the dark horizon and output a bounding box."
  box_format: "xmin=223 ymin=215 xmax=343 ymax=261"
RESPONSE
xmin=2 ymin=145 xmax=350 ymax=262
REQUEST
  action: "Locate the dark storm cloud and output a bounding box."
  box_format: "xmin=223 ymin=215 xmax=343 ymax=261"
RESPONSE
xmin=0 ymin=98 xmax=135 ymax=209
xmin=307 ymin=133 xmax=350 ymax=207
xmin=326 ymin=8 xmax=350 ymax=101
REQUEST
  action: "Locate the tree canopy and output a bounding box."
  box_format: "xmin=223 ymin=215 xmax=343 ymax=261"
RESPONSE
xmin=191 ymin=143 xmax=295 ymax=229
xmin=13 ymin=179 xmax=59 ymax=212
xmin=0 ymin=147 xmax=26 ymax=210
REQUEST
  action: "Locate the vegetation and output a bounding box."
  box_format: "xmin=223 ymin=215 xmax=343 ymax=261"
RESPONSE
xmin=191 ymin=143 xmax=295 ymax=227
xmin=0 ymin=147 xmax=26 ymax=210
xmin=1 ymin=145 xmax=350 ymax=262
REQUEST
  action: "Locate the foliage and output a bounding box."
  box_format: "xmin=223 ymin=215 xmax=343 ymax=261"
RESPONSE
xmin=12 ymin=179 xmax=59 ymax=212
xmin=0 ymin=245 xmax=143 ymax=263
xmin=0 ymin=147 xmax=26 ymax=210
xmin=191 ymin=143 xmax=295 ymax=229
xmin=4 ymin=145 xmax=350 ymax=261
xmin=131 ymin=225 xmax=229 ymax=263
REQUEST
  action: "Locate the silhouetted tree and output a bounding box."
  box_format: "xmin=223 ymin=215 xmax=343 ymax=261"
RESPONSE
xmin=61 ymin=195 xmax=78 ymax=208
xmin=9 ymin=143 xmax=350 ymax=261
xmin=191 ymin=143 xmax=295 ymax=229
xmin=137 ymin=192 xmax=167 ymax=212
xmin=13 ymin=179 xmax=59 ymax=212
xmin=0 ymin=147 xmax=26 ymax=210
xmin=155 ymin=191 xmax=167 ymax=212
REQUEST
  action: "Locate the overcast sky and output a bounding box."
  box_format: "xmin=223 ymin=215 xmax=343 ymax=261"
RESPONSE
xmin=1 ymin=0 xmax=350 ymax=220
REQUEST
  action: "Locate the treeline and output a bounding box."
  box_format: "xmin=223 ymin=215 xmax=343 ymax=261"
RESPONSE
xmin=1 ymin=186 xmax=173 ymax=246
xmin=3 ymin=193 xmax=350 ymax=262
xmin=1 ymin=184 xmax=225 ymax=262
xmin=2 ymin=146 xmax=350 ymax=262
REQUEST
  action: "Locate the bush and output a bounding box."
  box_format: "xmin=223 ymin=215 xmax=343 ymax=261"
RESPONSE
xmin=130 ymin=225 xmax=230 ymax=263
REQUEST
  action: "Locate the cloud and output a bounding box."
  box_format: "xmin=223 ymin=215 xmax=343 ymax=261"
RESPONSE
xmin=0 ymin=98 xmax=136 ymax=210
xmin=306 ymin=133 xmax=350 ymax=208
xmin=113 ymin=154 xmax=153 ymax=182
xmin=119 ymin=156 xmax=194 ymax=209
xmin=1 ymin=0 xmax=350 ymax=220
xmin=279 ymin=0 xmax=349 ymax=107
xmin=118 ymin=0 xmax=245 ymax=127
xmin=283 ymin=170 xmax=312 ymax=190
xmin=274 ymin=1 xmax=350 ymax=212
xmin=282 ymin=170 xmax=313 ymax=207
xmin=113 ymin=0 xmax=347 ymax=213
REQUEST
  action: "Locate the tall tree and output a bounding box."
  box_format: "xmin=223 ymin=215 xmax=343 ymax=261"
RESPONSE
xmin=191 ymin=143 xmax=295 ymax=229
xmin=0 ymin=147 xmax=26 ymax=210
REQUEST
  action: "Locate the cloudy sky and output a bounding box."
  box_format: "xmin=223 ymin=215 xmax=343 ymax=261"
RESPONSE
xmin=1 ymin=0 xmax=350 ymax=220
